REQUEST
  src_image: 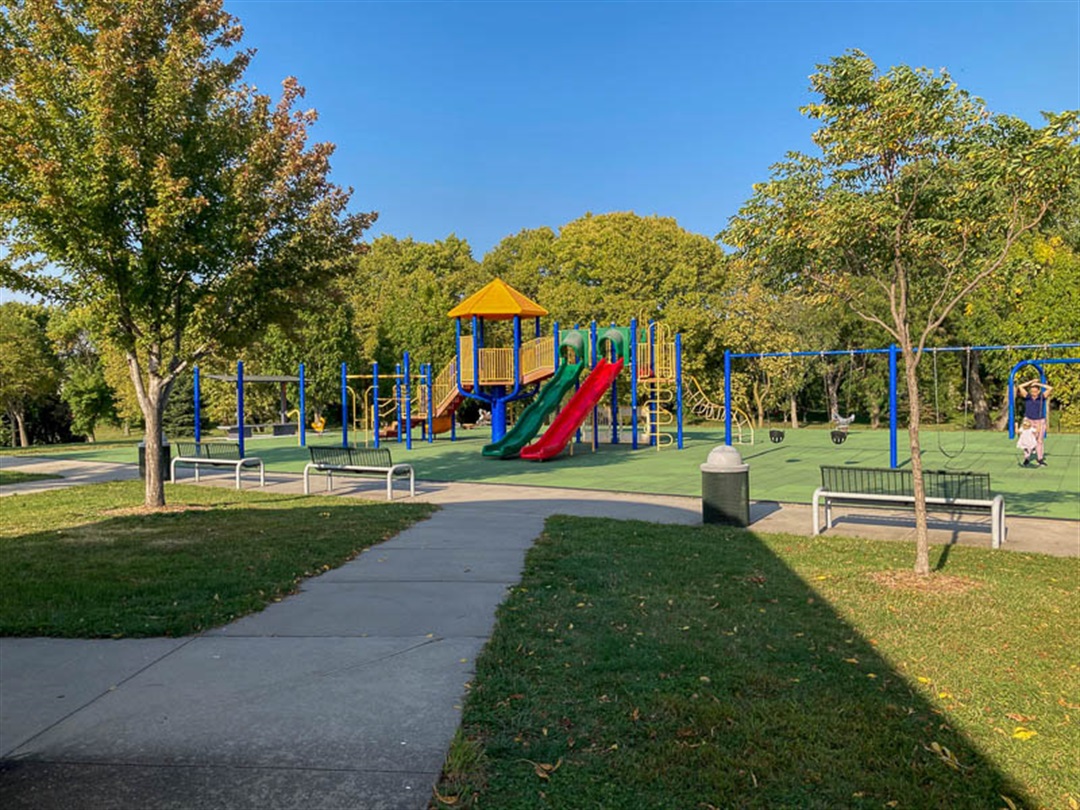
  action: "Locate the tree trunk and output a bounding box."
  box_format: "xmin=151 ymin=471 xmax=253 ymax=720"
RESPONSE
xmin=902 ymin=343 xmax=931 ymax=576
xmin=789 ymin=394 xmax=799 ymax=429
xmin=14 ymin=408 xmax=29 ymax=447
xmin=869 ymin=401 xmax=881 ymax=430
xmin=127 ymin=350 xmax=176 ymax=508
xmin=968 ymin=351 xmax=992 ymax=430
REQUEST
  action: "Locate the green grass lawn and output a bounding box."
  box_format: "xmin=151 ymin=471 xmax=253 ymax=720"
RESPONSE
xmin=33 ymin=424 xmax=1078 ymax=520
xmin=436 ymin=517 xmax=1079 ymax=809
xmin=0 ymin=470 xmax=63 ymax=486
xmin=0 ymin=481 xmax=434 ymax=637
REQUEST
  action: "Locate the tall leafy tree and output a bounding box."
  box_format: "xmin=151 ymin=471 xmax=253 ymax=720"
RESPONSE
xmin=1 ymin=0 xmax=374 ymax=505
xmin=48 ymin=306 xmax=117 ymax=441
xmin=724 ymin=51 xmax=1079 ymax=575
xmin=0 ymin=303 xmax=61 ymax=446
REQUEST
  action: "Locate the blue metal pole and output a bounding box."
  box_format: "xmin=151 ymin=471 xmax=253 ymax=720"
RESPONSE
xmin=373 ymin=362 xmax=380 ymax=449
xmin=237 ymin=360 xmax=245 ymax=458
xmin=724 ymin=350 xmax=732 ymax=447
xmin=426 ymin=362 xmax=434 ymax=443
xmin=341 ymin=362 xmax=348 ymax=448
xmin=649 ymin=321 xmax=657 ymax=447
xmin=299 ymin=362 xmax=306 ymax=447
xmin=591 ymin=321 xmax=599 ymax=450
xmin=193 ymin=366 xmax=201 ymax=444
xmin=553 ymin=321 xmax=560 ymax=374
xmin=676 ymin=332 xmax=684 ymax=450
xmin=472 ymin=315 xmax=481 ymax=402
xmin=889 ymin=344 xmax=898 ymax=469
xmin=630 ymin=319 xmax=638 ymax=449
xmin=404 ymin=351 xmax=412 ymax=451
xmin=395 ymin=363 xmax=403 ymax=444
xmin=574 ymin=323 xmax=583 ymax=445
xmin=610 ymin=322 xmax=618 ymax=445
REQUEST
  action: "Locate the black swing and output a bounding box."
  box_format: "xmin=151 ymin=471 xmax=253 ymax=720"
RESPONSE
xmin=827 ymin=351 xmax=857 ymax=445
xmin=933 ymin=348 xmax=970 ymax=461
xmin=759 ymin=356 xmax=785 ymax=443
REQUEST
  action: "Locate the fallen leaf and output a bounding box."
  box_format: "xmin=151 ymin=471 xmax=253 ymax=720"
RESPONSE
xmin=1011 ymin=727 xmax=1037 ymax=740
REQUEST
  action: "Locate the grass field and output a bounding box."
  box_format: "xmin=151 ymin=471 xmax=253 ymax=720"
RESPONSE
xmin=0 ymin=470 xmax=62 ymax=486
xmin=13 ymin=424 xmax=1078 ymax=520
xmin=435 ymin=517 xmax=1079 ymax=809
xmin=0 ymin=481 xmax=434 ymax=637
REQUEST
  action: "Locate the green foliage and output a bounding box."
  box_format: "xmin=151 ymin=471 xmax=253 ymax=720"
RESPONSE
xmin=722 ymin=50 xmax=1079 ymax=572
xmin=346 ymin=234 xmax=482 ymax=370
xmin=47 ymin=306 xmax=117 ymax=440
xmin=0 ymin=303 xmax=61 ymax=445
xmin=0 ymin=0 xmax=374 ymax=504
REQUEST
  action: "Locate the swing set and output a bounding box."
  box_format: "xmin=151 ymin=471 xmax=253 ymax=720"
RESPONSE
xmin=724 ymin=342 xmax=1080 ymax=469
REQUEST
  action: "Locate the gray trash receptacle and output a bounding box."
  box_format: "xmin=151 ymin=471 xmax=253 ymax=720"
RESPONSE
xmin=138 ymin=439 xmax=172 ymax=481
xmin=701 ymin=445 xmax=750 ymax=527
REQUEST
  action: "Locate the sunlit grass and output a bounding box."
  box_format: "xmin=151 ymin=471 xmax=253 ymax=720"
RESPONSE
xmin=436 ymin=518 xmax=1078 ymax=809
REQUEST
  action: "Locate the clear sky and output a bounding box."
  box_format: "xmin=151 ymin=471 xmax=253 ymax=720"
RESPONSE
xmin=224 ymin=0 xmax=1080 ymax=258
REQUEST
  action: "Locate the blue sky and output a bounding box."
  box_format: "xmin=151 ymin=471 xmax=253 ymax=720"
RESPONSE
xmin=226 ymin=0 xmax=1080 ymax=258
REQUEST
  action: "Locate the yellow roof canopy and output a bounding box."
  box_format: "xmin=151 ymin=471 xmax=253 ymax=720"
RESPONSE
xmin=446 ymin=278 xmax=548 ymax=320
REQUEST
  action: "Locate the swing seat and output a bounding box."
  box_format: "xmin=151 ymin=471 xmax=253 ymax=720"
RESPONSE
xmin=769 ymin=429 xmax=785 ymax=443
xmin=831 ymin=430 xmax=848 ymax=445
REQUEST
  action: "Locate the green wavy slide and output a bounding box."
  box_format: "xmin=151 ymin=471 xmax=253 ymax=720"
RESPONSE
xmin=482 ymin=355 xmax=585 ymax=459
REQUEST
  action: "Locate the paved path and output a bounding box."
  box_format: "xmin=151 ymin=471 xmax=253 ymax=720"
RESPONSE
xmin=1 ymin=457 xmax=1077 ymax=809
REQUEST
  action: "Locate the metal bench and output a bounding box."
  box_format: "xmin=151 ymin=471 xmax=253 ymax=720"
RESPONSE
xmin=170 ymin=441 xmax=265 ymax=490
xmin=303 ymin=446 xmax=415 ymax=500
xmin=812 ymin=465 xmax=1005 ymax=549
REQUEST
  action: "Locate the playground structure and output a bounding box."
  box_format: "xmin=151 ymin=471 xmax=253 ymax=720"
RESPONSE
xmin=444 ymin=278 xmax=689 ymax=459
xmin=724 ymin=343 xmax=1080 ymax=468
xmin=333 ymin=278 xmax=755 ymax=459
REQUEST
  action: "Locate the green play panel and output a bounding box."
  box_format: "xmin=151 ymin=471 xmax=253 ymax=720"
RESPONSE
xmin=28 ymin=424 xmax=1079 ymax=521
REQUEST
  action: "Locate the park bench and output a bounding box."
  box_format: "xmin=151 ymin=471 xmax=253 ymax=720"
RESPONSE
xmin=170 ymin=441 xmax=265 ymax=490
xmin=303 ymin=445 xmax=415 ymax=500
xmin=812 ymin=465 xmax=1005 ymax=549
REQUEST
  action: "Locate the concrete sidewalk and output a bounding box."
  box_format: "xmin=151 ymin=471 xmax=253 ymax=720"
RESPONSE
xmin=1 ymin=457 xmax=1077 ymax=809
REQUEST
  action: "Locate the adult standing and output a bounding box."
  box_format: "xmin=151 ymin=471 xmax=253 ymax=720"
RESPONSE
xmin=1017 ymin=378 xmax=1053 ymax=466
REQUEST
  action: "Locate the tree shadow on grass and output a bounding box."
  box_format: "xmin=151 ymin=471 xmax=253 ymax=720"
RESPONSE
xmin=457 ymin=517 xmax=1034 ymax=808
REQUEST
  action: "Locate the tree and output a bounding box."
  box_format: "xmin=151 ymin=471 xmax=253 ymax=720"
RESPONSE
xmin=1 ymin=0 xmax=374 ymax=505
xmin=346 ymin=235 xmax=481 ymax=371
xmin=724 ymin=51 xmax=1079 ymax=575
xmin=48 ymin=307 xmax=117 ymax=441
xmin=0 ymin=303 xmax=61 ymax=446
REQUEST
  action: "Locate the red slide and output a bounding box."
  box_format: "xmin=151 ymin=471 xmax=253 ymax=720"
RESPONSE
xmin=520 ymin=357 xmax=624 ymax=461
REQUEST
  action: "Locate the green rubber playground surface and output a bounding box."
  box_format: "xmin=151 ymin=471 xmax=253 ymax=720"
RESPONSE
xmin=21 ymin=424 xmax=1080 ymax=521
